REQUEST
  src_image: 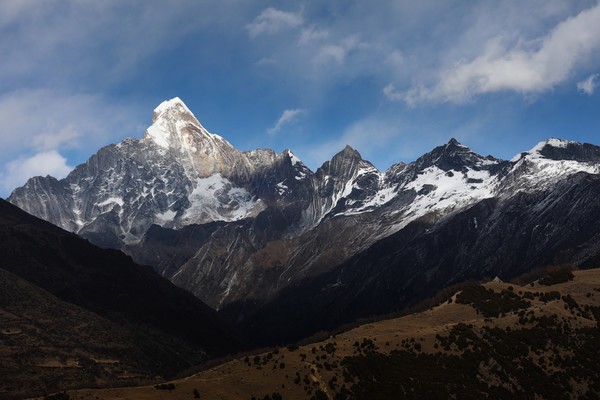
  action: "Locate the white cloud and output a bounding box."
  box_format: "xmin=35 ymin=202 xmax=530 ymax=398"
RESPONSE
xmin=0 ymin=89 xmax=140 ymax=157
xmin=247 ymin=7 xmax=303 ymax=38
xmin=0 ymin=1 xmax=255 ymax=92
xmin=385 ymin=50 xmax=404 ymax=69
xmin=383 ymin=83 xmax=402 ymax=101
xmin=0 ymin=0 xmax=38 ymax=28
xmin=268 ymin=109 xmax=305 ymax=134
xmin=577 ymin=73 xmax=599 ymax=95
xmin=314 ymin=44 xmax=347 ymax=65
xmin=299 ymin=27 xmax=329 ymax=45
xmin=31 ymin=125 xmax=81 ymax=151
xmin=313 ymin=36 xmax=365 ymax=66
xmin=243 ymin=3 xmax=455 ymax=106
xmin=398 ymin=2 xmax=600 ymax=104
xmin=1 ymin=150 xmax=72 ymax=194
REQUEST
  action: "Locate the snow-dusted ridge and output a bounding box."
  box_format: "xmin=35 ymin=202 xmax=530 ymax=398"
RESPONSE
xmin=502 ymin=138 xmax=600 ymax=196
xmin=324 ymin=136 xmax=600 ymax=239
xmin=511 ymin=138 xmax=576 ymax=162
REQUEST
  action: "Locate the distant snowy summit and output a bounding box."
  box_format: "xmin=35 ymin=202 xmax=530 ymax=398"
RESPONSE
xmin=144 ymin=97 xmax=255 ymax=179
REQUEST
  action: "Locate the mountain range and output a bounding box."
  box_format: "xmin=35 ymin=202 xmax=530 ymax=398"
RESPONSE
xmin=9 ymin=97 xmax=600 ymax=345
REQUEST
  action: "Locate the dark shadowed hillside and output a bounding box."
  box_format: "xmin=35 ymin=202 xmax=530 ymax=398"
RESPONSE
xmin=0 ymin=199 xmax=247 ymax=398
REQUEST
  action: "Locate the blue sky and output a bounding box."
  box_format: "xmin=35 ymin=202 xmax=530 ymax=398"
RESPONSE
xmin=1 ymin=0 xmax=600 ymax=197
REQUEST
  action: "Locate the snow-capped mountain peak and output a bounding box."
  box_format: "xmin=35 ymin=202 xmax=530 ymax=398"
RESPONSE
xmin=541 ymin=137 xmax=574 ymax=148
xmin=283 ymin=149 xmax=303 ymax=166
xmin=320 ymin=145 xmax=374 ymax=178
xmin=145 ymin=97 xmax=220 ymax=151
xmin=510 ymin=138 xmax=600 ymax=166
xmin=501 ymin=138 xmax=600 ymax=196
xmin=341 ymin=144 xmax=360 ymax=155
xmin=511 ymin=138 xmax=577 ymax=162
xmin=412 ymin=139 xmax=498 ymax=174
xmin=446 ymin=137 xmax=466 ymax=148
xmin=143 ymin=97 xmax=254 ymax=181
xmin=533 ymin=137 xmax=575 ymax=151
xmin=152 ymin=97 xmax=197 ymax=122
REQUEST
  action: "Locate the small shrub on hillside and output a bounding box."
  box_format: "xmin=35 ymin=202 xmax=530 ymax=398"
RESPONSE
xmin=562 ymin=295 xmax=579 ymax=310
xmin=511 ymin=265 xmax=575 ymax=286
xmin=44 ymin=392 xmax=70 ymax=400
xmin=324 ymin=342 xmax=337 ymax=354
xmin=154 ymin=383 xmax=175 ymax=391
xmin=539 ymin=270 xmax=574 ymax=286
xmin=456 ymin=284 xmax=530 ymax=317
xmin=538 ymin=291 xmax=561 ymax=302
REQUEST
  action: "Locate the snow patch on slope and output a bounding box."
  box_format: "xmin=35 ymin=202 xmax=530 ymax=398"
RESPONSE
xmin=355 ymin=185 xmax=397 ymax=211
xmin=511 ymin=157 xmax=600 ymax=190
xmin=372 ymin=166 xmax=498 ymax=236
xmin=287 ymin=150 xmax=302 ymax=166
xmin=404 ymin=166 xmax=495 ymax=213
xmin=506 ymin=138 xmax=600 ymax=192
xmin=276 ymin=181 xmax=288 ymax=195
xmin=146 ymin=122 xmax=171 ymax=149
xmin=182 ymin=174 xmax=257 ymax=223
xmin=156 ymin=209 xmax=177 ymax=225
xmin=97 ymin=197 xmax=124 ymax=208
xmin=337 ymin=172 xmax=393 ymax=215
